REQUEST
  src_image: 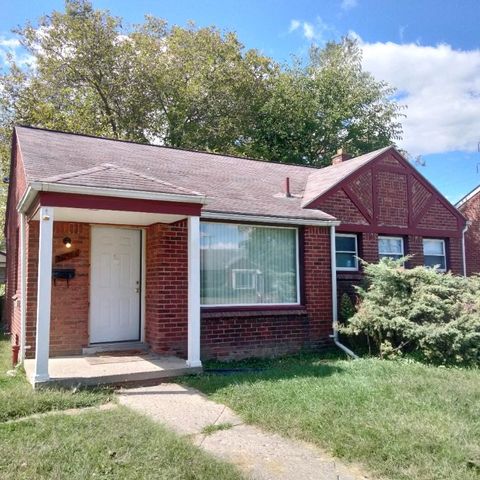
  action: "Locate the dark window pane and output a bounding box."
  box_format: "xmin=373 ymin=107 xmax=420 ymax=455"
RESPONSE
xmin=336 ymin=235 xmax=356 ymax=252
xmin=336 ymin=252 xmax=357 ymax=269
xmin=424 ymin=255 xmax=446 ymax=270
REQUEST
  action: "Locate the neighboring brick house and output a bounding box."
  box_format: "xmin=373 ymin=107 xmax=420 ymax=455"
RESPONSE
xmin=302 ymin=148 xmax=467 ymax=302
xmin=4 ymin=126 xmax=466 ymax=386
xmin=457 ymin=186 xmax=480 ymax=275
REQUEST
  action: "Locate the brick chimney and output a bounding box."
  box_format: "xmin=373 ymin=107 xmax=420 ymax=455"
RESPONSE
xmin=331 ymin=148 xmax=352 ymax=165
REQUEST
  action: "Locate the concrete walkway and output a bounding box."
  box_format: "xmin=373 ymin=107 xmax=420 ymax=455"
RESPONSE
xmin=118 ymin=384 xmax=371 ymax=480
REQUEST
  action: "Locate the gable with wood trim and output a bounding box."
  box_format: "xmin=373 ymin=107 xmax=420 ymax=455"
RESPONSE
xmin=303 ymin=148 xmax=466 ymax=302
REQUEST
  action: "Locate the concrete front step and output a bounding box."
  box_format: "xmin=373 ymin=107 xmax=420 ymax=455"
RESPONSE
xmin=41 ymin=365 xmax=202 ymax=389
xmin=82 ymin=341 xmax=149 ymax=355
xmin=24 ymin=354 xmax=202 ymax=389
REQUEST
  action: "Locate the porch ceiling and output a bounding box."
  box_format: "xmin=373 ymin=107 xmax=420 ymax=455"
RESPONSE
xmin=32 ymin=206 xmax=186 ymax=225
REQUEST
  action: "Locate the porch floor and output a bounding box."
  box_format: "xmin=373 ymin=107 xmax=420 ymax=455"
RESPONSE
xmin=24 ymin=352 xmax=202 ymax=388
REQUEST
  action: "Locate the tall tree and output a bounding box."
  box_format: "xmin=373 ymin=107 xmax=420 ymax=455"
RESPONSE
xmin=0 ymin=0 xmax=404 ymax=180
xmin=245 ymin=37 xmax=404 ymax=166
xmin=0 ymin=0 xmax=274 ymax=149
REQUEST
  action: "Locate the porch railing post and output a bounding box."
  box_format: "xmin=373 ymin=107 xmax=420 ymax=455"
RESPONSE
xmin=33 ymin=206 xmax=54 ymax=384
xmin=187 ymin=215 xmax=202 ymax=367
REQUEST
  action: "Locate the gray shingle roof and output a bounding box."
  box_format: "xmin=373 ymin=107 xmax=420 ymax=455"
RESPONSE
xmin=15 ymin=126 xmax=392 ymax=223
xmin=42 ymin=163 xmax=202 ymax=196
xmin=302 ymin=147 xmax=392 ymax=207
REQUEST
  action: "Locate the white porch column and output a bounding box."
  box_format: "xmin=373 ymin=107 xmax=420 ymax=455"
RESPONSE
xmin=33 ymin=207 xmax=54 ymax=383
xmin=186 ymin=215 xmax=202 ymax=368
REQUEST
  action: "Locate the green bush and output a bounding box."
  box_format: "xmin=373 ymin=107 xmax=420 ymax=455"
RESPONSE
xmin=340 ymin=258 xmax=480 ymax=365
xmin=339 ymin=292 xmax=356 ymax=322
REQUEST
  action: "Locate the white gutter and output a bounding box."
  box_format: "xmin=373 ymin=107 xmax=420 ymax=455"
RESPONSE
xmin=17 ymin=185 xmax=36 ymax=213
xmin=17 ymin=182 xmax=208 ymax=213
xmin=329 ymin=225 xmax=358 ymax=359
xmin=19 ymin=212 xmax=27 ymax=361
xmin=462 ymin=221 xmax=471 ymax=277
xmin=201 ymin=211 xmax=340 ymax=227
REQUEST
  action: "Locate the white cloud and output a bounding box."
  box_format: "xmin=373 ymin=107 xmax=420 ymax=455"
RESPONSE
xmin=0 ymin=35 xmax=35 ymax=68
xmin=341 ymin=0 xmax=358 ymax=11
xmin=288 ymin=17 xmax=336 ymax=44
xmin=0 ymin=38 xmax=20 ymax=49
xmin=358 ymin=38 xmax=480 ymax=155
xmin=289 ymin=19 xmax=301 ymax=33
xmin=303 ymin=22 xmax=315 ymax=40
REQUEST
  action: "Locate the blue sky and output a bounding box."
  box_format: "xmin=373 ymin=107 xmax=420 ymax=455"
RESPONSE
xmin=1 ymin=0 xmax=479 ymax=203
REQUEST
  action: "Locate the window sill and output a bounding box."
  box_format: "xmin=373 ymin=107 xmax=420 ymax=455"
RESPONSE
xmin=337 ymin=270 xmax=363 ymax=280
xmin=201 ymin=305 xmax=308 ymax=319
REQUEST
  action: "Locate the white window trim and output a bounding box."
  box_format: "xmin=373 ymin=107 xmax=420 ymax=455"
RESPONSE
xmin=335 ymin=233 xmax=359 ymax=271
xmin=232 ymin=268 xmax=258 ymax=290
xmin=378 ymin=235 xmax=404 ymax=259
xmin=200 ymin=222 xmax=301 ymax=307
xmin=423 ymin=238 xmax=447 ymax=272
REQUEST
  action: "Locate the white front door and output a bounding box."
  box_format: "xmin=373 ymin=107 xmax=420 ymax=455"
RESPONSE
xmin=90 ymin=227 xmax=141 ymax=343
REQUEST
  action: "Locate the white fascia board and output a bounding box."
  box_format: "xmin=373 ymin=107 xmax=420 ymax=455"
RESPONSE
xmin=17 ymin=186 xmax=36 ymax=213
xmin=18 ymin=182 xmax=209 ymax=213
xmin=456 ymin=185 xmax=480 ymax=209
xmin=201 ymin=210 xmax=340 ymax=227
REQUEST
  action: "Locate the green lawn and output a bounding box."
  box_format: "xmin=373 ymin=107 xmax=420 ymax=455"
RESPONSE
xmin=0 ymin=334 xmax=112 ymax=422
xmin=0 ymin=406 xmax=242 ymax=480
xmin=0 ymin=333 xmax=242 ymax=479
xmin=184 ymin=354 xmax=480 ymax=480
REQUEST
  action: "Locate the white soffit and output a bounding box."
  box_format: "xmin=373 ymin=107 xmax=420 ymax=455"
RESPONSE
xmin=31 ymin=207 xmax=185 ymax=225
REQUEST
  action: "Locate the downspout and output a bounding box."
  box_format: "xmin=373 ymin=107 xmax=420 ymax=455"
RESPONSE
xmin=19 ymin=212 xmax=27 ymax=362
xmin=462 ymin=221 xmax=470 ymax=277
xmin=329 ymin=225 xmax=358 ymax=359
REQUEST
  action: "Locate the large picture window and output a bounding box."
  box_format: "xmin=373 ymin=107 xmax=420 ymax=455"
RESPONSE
xmin=378 ymin=236 xmax=404 ymax=260
xmin=200 ymin=222 xmax=299 ymax=306
xmin=335 ymin=234 xmax=358 ymax=271
xmin=423 ymin=239 xmax=446 ymax=271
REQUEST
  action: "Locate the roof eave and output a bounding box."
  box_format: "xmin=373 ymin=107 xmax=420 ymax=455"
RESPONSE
xmin=17 ymin=181 xmax=209 ymax=213
xmin=456 ymin=185 xmax=480 ymax=209
xmin=201 ymin=210 xmax=340 ymax=227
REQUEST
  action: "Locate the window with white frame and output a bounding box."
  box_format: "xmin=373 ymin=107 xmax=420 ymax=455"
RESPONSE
xmin=335 ymin=234 xmax=358 ymax=271
xmin=232 ymin=269 xmax=258 ymax=290
xmin=423 ymin=239 xmax=446 ymax=271
xmin=200 ymin=222 xmax=299 ymax=306
xmin=378 ymin=236 xmax=404 ymax=260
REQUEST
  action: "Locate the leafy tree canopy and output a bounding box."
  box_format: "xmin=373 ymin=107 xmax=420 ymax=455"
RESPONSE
xmin=0 ymin=0 xmax=405 ymax=215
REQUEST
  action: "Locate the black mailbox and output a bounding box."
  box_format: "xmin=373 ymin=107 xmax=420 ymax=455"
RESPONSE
xmin=52 ymin=268 xmax=75 ymax=286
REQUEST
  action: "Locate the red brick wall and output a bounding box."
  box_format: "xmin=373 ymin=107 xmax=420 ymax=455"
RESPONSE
xmin=406 ymin=235 xmax=424 ymax=268
xmin=200 ymin=226 xmax=333 ymax=360
xmin=320 ymin=189 xmax=369 ymax=225
xmin=303 ymin=226 xmax=334 ymax=344
xmin=5 ymin=137 xmax=27 ymax=346
xmin=377 ymin=171 xmax=408 ymax=227
xmin=459 ymin=192 xmax=480 ymax=275
xmin=24 ymin=221 xmax=90 ymax=358
xmin=448 ymin=236 xmax=463 ymax=275
xmin=417 ymin=199 xmax=459 ymax=231
xmin=145 ymin=221 xmax=189 ymax=357
xmin=201 ymin=311 xmax=312 ymax=359
xmin=350 ymin=170 xmax=373 ymax=217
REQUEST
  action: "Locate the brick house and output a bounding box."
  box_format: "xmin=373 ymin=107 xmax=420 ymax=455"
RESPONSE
xmin=5 ymin=126 xmax=466 ymax=386
xmin=302 ymin=148 xmax=467 ymax=301
xmin=456 ymin=186 xmax=480 ymax=275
